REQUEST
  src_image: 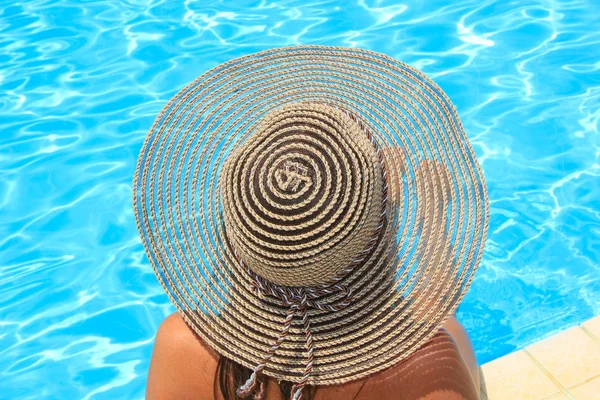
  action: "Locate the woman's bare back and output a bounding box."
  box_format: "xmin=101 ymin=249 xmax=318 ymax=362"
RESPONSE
xmin=146 ymin=312 xmax=480 ymax=400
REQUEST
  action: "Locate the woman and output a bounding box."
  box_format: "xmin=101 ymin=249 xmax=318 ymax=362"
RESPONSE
xmin=134 ymin=46 xmax=488 ymax=400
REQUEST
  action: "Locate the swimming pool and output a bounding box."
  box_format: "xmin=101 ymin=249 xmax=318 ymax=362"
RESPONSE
xmin=1 ymin=0 xmax=598 ymax=398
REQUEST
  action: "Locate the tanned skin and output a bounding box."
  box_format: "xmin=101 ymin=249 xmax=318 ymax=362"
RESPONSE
xmin=146 ymin=312 xmax=480 ymax=400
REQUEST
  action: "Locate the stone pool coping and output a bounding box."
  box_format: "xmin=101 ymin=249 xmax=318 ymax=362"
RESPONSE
xmin=479 ymin=315 xmax=600 ymax=400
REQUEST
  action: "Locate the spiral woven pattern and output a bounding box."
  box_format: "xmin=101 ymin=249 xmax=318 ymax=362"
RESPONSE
xmin=133 ymin=45 xmax=489 ymax=385
xmin=220 ymin=102 xmax=385 ymax=287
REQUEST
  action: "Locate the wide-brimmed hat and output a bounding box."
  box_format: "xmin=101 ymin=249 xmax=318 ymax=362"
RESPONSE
xmin=133 ymin=45 xmax=488 ymax=399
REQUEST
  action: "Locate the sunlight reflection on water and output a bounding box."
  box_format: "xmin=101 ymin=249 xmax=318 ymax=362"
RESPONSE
xmin=1 ymin=0 xmax=599 ymax=398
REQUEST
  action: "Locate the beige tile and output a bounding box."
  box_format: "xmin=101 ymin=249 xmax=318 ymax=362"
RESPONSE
xmin=479 ymin=367 xmax=490 ymax=400
xmin=542 ymin=393 xmax=569 ymax=400
xmin=481 ymin=350 xmax=561 ymax=400
xmin=481 ymin=350 xmax=530 ymax=379
xmin=569 ymin=376 xmax=600 ymax=400
xmin=507 ymin=379 xmax=564 ymax=400
xmin=581 ymin=315 xmax=600 ymax=341
xmin=526 ymin=326 xmax=600 ymax=388
xmin=484 ymin=379 xmax=514 ymax=400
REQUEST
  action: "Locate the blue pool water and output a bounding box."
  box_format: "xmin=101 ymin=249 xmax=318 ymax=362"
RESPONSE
xmin=1 ymin=0 xmax=599 ymax=398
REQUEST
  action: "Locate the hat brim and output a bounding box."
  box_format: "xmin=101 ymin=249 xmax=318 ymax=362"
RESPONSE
xmin=133 ymin=45 xmax=488 ymax=385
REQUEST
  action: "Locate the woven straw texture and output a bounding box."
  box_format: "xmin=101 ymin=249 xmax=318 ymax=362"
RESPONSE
xmin=220 ymin=102 xmax=386 ymax=288
xmin=133 ymin=45 xmax=489 ymax=386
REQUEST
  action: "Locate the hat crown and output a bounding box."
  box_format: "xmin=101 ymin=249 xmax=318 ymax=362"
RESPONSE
xmin=220 ymin=102 xmax=386 ymax=287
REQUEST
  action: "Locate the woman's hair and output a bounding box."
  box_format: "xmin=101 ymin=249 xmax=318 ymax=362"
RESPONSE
xmin=215 ymin=356 xmax=317 ymax=400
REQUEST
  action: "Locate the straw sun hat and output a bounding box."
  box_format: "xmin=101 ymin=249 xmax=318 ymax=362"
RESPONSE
xmin=133 ymin=45 xmax=488 ymax=399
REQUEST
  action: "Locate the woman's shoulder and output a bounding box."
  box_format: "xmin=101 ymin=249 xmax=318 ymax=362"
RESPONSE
xmin=147 ymin=312 xmax=479 ymax=400
xmin=146 ymin=312 xmax=220 ymax=400
xmin=154 ymin=312 xmax=220 ymax=363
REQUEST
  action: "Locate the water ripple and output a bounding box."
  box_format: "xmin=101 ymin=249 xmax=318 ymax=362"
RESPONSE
xmin=1 ymin=0 xmax=599 ymax=398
